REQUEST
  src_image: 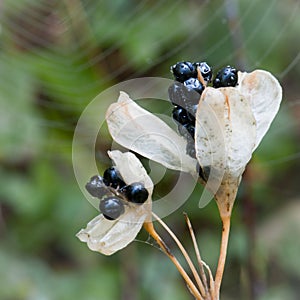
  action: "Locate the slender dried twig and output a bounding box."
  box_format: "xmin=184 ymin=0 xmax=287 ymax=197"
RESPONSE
xmin=184 ymin=213 xmax=208 ymax=291
xmin=151 ymin=212 xmax=206 ymax=297
xmin=202 ymin=260 xmax=215 ymax=299
xmin=143 ymin=222 xmax=203 ymax=300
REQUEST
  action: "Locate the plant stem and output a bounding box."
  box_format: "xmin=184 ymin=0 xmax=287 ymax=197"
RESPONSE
xmin=183 ymin=213 xmax=208 ymax=291
xmin=152 ymin=212 xmax=206 ymax=297
xmin=214 ymin=215 xmax=231 ymax=298
xmin=202 ymin=260 xmax=215 ymax=299
xmin=143 ymin=222 xmax=203 ymax=300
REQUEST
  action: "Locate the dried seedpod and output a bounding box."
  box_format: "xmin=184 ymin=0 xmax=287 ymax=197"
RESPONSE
xmin=76 ymin=150 xmax=153 ymax=255
xmin=106 ymin=69 xmax=282 ymax=218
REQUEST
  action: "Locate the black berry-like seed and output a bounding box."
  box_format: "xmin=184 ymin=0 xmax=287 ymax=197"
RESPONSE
xmin=85 ymin=175 xmax=107 ymax=198
xmin=213 ymin=66 xmax=238 ymax=88
xmin=171 ymin=61 xmax=197 ymax=82
xmin=168 ymin=82 xmax=201 ymax=108
xmin=168 ymin=82 xmax=185 ymax=107
xmin=183 ymin=78 xmax=204 ymax=94
xmin=172 ymin=106 xmax=189 ymax=125
xmin=187 ymin=111 xmax=195 ymax=124
xmin=123 ymin=182 xmax=149 ymax=204
xmin=99 ymin=196 xmax=125 ymax=220
xmin=103 ymin=167 xmax=126 ymax=189
xmin=193 ymin=62 xmax=212 ymax=83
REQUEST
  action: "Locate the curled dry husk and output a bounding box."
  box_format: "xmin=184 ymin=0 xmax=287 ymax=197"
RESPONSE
xmin=76 ymin=150 xmax=153 ymax=255
xmin=106 ymin=70 xmax=282 ymax=218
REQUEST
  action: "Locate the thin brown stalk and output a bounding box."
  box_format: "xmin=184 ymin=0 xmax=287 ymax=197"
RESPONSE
xmin=214 ymin=215 xmax=231 ymax=298
xmin=151 ymin=212 xmax=206 ymax=297
xmin=202 ymin=260 xmax=215 ymax=299
xmin=143 ymin=222 xmax=203 ymax=300
xmin=184 ymin=213 xmax=208 ymax=291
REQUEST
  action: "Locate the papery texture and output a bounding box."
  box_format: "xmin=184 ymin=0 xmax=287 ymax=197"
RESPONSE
xmin=195 ymin=87 xmax=257 ymax=216
xmin=104 ymin=70 xmax=282 ymax=218
xmin=77 ymin=150 xmax=152 ymax=255
xmin=106 ymin=92 xmax=197 ymax=175
xmin=196 ymin=87 xmax=256 ymax=178
xmin=238 ymin=70 xmax=282 ymax=149
xmin=76 ymin=208 xmax=147 ymax=255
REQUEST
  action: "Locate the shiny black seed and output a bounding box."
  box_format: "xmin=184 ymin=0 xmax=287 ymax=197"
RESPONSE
xmin=123 ymin=182 xmax=149 ymax=204
xmin=171 ymin=61 xmax=197 ymax=82
xmin=187 ymin=112 xmax=195 ymax=124
xmin=213 ymin=66 xmax=238 ymax=88
xmin=172 ymin=106 xmax=189 ymax=125
xmin=99 ymin=196 xmax=125 ymax=220
xmin=103 ymin=167 xmax=126 ymax=189
xmin=183 ymin=78 xmax=205 ymax=94
xmin=168 ymin=82 xmax=201 ymax=109
xmin=168 ymin=82 xmax=185 ymax=106
xmin=85 ymin=175 xmax=107 ymax=198
xmin=193 ymin=62 xmax=213 ymax=83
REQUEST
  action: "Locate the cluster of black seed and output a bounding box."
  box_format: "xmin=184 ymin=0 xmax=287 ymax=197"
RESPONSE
xmin=169 ymin=62 xmax=238 ymax=159
xmin=85 ymin=167 xmax=149 ymax=220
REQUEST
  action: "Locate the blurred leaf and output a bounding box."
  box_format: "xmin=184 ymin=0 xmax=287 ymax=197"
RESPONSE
xmin=0 ymin=55 xmax=43 ymax=160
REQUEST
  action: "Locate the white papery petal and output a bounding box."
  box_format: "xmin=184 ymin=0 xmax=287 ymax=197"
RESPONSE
xmin=76 ymin=150 xmax=153 ymax=255
xmin=108 ymin=150 xmax=153 ymax=195
xmin=196 ymin=87 xmax=257 ymax=216
xmin=108 ymin=150 xmax=152 ymax=222
xmin=196 ymin=87 xmax=256 ymax=176
xmin=76 ymin=208 xmax=147 ymax=255
xmin=106 ymin=92 xmax=197 ymax=175
xmin=221 ymin=87 xmax=257 ymax=176
xmin=195 ymin=88 xmax=227 ymax=174
xmin=238 ymin=70 xmax=282 ymax=149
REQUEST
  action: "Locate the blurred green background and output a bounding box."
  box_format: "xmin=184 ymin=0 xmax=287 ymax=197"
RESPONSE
xmin=0 ymin=0 xmax=299 ymax=299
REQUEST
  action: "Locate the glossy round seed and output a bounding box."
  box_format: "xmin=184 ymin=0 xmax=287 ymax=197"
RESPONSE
xmin=171 ymin=61 xmax=197 ymax=82
xmin=172 ymin=106 xmax=189 ymax=125
xmin=123 ymin=182 xmax=149 ymax=204
xmin=213 ymin=66 xmax=238 ymax=88
xmin=85 ymin=175 xmax=107 ymax=198
xmin=103 ymin=167 xmax=126 ymax=189
xmin=193 ymin=61 xmax=213 ymax=83
xmin=183 ymin=78 xmax=205 ymax=94
xmin=99 ymin=196 xmax=125 ymax=220
xmin=168 ymin=82 xmax=184 ymax=106
xmin=168 ymin=82 xmax=201 ymax=108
